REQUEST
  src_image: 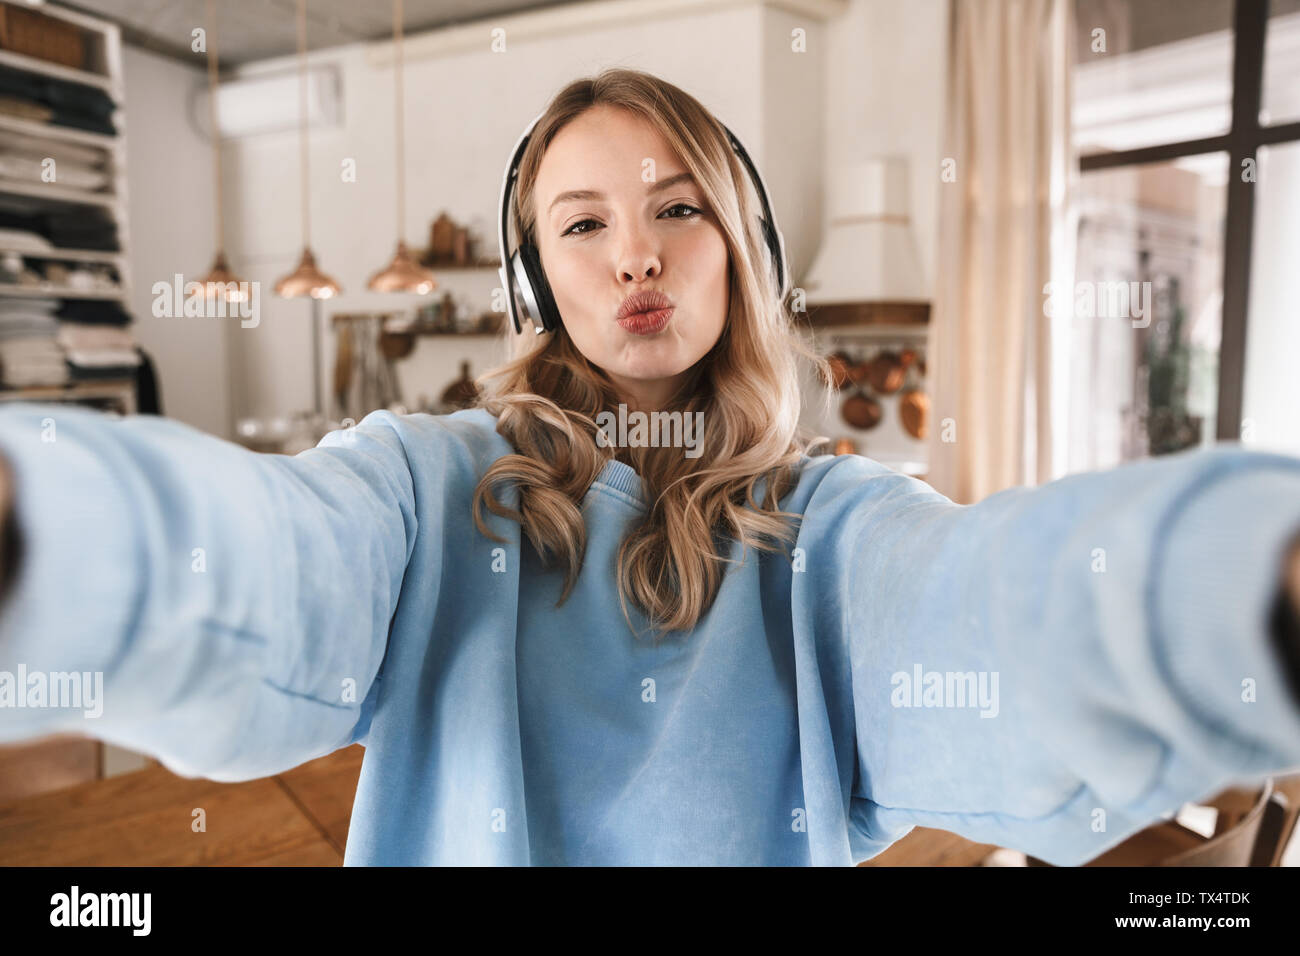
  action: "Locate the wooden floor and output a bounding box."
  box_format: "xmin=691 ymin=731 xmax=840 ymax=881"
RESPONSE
xmin=0 ymin=745 xmax=365 ymax=866
xmin=0 ymin=741 xmax=1004 ymax=865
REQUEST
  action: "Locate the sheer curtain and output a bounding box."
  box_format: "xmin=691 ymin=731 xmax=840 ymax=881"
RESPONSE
xmin=926 ymin=0 xmax=1075 ymax=503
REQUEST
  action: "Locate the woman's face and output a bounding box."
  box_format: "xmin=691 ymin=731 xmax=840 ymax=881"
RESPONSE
xmin=532 ymin=104 xmax=730 ymax=412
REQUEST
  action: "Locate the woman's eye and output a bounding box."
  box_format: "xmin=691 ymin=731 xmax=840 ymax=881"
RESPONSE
xmin=562 ymin=218 xmax=600 ymax=237
xmin=561 ymin=204 xmax=701 ymax=237
xmin=661 ymin=203 xmax=703 ymax=219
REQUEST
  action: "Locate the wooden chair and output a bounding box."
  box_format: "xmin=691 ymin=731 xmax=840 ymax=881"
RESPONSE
xmin=858 ymin=826 xmax=1000 ymax=866
xmin=1023 ymin=774 xmax=1300 ymax=867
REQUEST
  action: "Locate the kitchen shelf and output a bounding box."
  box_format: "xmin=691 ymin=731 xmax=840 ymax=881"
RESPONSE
xmin=0 ymin=179 xmax=119 ymax=210
xmin=0 ymin=378 xmax=136 ymax=410
xmin=804 ymin=301 xmax=930 ymax=328
xmin=0 ymin=47 xmax=119 ymax=98
xmin=418 ymin=257 xmax=503 ymax=271
xmin=406 ymin=330 xmax=502 ymax=338
xmin=0 ymin=284 xmax=123 ymax=300
xmin=0 ymin=113 xmax=118 ymax=150
xmin=820 ymin=325 xmax=930 ymax=342
xmin=0 ymin=246 xmax=125 ymax=264
xmin=0 ymin=2 xmax=134 ymax=424
xmin=392 ymin=315 xmax=507 ymax=337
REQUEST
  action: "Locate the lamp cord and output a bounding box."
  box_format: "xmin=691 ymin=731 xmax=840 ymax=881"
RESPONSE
xmin=206 ymin=0 xmax=224 ymax=253
xmin=394 ymin=0 xmax=405 ymax=244
xmin=297 ymin=0 xmax=310 ymax=250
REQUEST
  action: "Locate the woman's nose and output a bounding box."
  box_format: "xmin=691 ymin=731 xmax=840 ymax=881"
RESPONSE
xmin=616 ymin=229 xmax=662 ymax=282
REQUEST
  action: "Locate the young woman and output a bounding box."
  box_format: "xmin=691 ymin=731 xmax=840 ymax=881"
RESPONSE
xmin=1 ymin=69 xmax=1299 ymax=867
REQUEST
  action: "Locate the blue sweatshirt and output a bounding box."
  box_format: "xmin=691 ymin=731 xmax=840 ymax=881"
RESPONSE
xmin=1 ymin=402 xmax=1299 ymax=866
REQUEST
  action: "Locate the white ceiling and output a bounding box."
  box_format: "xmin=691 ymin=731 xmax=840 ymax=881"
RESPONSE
xmin=56 ymin=0 xmax=602 ymax=66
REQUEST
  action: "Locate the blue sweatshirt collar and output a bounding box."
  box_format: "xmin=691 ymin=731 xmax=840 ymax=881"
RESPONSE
xmin=594 ymin=458 xmax=644 ymax=503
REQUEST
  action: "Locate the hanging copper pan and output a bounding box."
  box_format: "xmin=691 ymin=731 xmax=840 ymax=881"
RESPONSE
xmin=865 ymin=349 xmax=906 ymax=394
xmin=847 ymin=357 xmax=871 ymax=385
xmin=900 ymin=389 xmax=929 ymax=440
xmin=380 ymin=329 xmax=416 ymax=360
xmin=826 ymin=350 xmax=855 ymax=390
xmin=841 ymin=386 xmax=883 ymax=430
xmin=898 ymin=348 xmax=929 ymax=439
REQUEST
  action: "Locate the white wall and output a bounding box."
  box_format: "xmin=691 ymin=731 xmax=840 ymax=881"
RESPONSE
xmin=121 ymin=46 xmax=231 ymax=438
xmin=823 ymin=0 xmax=948 ymax=293
xmin=760 ymin=4 xmax=826 ymax=284
xmin=219 ymin=2 xmax=783 ymax=426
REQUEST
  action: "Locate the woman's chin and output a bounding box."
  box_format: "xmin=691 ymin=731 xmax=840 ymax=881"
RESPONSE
xmin=609 ymin=359 xmax=689 ymax=385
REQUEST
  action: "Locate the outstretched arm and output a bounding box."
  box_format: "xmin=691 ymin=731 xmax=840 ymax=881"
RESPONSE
xmin=797 ymin=444 xmax=1300 ymax=866
xmin=0 ymin=404 xmax=419 ymax=781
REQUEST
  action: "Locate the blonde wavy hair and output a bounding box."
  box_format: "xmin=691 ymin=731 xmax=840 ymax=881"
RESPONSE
xmin=470 ymin=68 xmax=836 ymax=638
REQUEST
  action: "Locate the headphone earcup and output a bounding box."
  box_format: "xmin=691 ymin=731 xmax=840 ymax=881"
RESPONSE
xmin=518 ymin=243 xmax=561 ymax=333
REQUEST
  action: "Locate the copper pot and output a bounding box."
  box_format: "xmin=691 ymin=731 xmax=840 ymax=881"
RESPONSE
xmin=826 ymin=350 xmax=854 ymax=390
xmin=440 ymin=359 xmax=480 ymax=410
xmin=380 ymin=330 xmax=416 ymax=360
xmin=899 ymin=388 xmax=929 ymax=440
xmin=898 ymin=347 xmax=928 ymax=439
xmin=865 ymin=350 xmax=906 ymax=394
xmin=841 ymin=388 xmax=883 ymax=430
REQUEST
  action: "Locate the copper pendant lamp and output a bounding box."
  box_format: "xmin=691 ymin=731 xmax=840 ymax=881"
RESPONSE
xmin=275 ymin=246 xmax=340 ymax=299
xmin=368 ymin=0 xmax=436 ymax=294
xmin=275 ymin=0 xmax=341 ymax=299
xmin=194 ymin=0 xmax=248 ymax=302
xmin=197 ymin=251 xmax=247 ymax=302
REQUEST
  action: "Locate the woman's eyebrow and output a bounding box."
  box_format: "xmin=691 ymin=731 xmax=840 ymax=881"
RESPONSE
xmin=547 ymin=172 xmax=697 ymax=215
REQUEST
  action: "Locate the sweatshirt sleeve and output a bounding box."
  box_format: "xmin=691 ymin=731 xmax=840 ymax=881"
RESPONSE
xmin=798 ymin=444 xmax=1300 ymax=866
xmin=0 ymin=403 xmax=418 ymax=781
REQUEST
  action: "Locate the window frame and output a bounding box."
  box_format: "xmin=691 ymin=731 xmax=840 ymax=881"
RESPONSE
xmin=1078 ymin=0 xmax=1300 ymax=441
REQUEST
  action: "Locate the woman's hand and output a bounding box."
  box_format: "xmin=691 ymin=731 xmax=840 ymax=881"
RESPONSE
xmin=1271 ymin=528 xmax=1300 ymax=706
xmin=1287 ymin=533 xmax=1300 ymax=619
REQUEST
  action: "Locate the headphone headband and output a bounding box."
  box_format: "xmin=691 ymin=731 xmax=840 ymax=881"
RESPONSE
xmin=497 ymin=109 xmax=788 ymax=336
